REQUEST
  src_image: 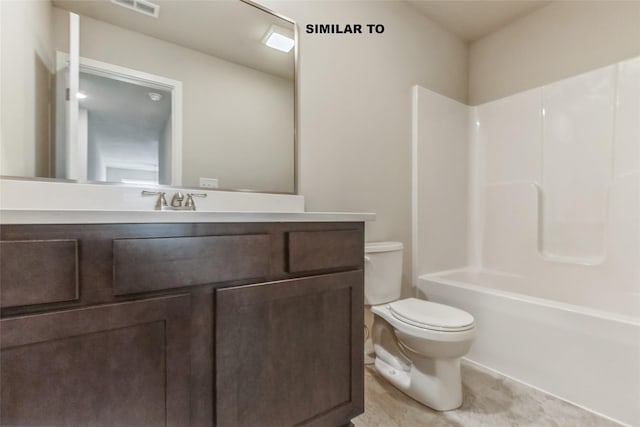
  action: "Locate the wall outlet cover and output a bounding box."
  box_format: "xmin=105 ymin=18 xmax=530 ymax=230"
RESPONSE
xmin=200 ymin=178 xmax=219 ymax=188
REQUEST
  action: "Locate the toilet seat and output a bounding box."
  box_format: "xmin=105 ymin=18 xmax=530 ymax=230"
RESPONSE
xmin=389 ymin=298 xmax=474 ymax=332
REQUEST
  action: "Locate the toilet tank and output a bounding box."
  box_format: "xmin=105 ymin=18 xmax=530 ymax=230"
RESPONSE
xmin=364 ymin=241 xmax=403 ymax=305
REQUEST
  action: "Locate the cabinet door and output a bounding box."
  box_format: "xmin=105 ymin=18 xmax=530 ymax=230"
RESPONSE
xmin=216 ymin=270 xmax=364 ymax=427
xmin=0 ymin=295 xmax=191 ymax=427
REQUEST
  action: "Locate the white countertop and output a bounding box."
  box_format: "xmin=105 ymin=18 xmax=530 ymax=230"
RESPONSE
xmin=0 ymin=209 xmax=375 ymax=224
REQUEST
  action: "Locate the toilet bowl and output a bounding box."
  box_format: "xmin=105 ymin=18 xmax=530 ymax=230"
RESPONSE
xmin=365 ymin=242 xmax=475 ymax=411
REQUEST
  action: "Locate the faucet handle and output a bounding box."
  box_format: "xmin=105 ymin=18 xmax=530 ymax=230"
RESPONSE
xmin=185 ymin=193 xmax=207 ymax=210
xmin=170 ymin=191 xmax=184 ymax=208
xmin=141 ymin=190 xmax=168 ymax=209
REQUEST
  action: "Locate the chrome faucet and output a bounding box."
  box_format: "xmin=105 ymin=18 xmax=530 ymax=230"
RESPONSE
xmin=142 ymin=190 xmax=207 ymax=211
xmin=185 ymin=193 xmax=206 ymax=210
xmin=170 ymin=191 xmax=184 ymax=207
xmin=141 ymin=190 xmax=168 ymax=210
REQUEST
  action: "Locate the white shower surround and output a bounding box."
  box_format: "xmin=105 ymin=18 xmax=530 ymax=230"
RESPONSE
xmin=412 ymin=56 xmax=640 ymax=426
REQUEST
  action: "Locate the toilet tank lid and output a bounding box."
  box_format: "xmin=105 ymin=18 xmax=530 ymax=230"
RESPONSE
xmin=365 ymin=241 xmax=403 ymax=253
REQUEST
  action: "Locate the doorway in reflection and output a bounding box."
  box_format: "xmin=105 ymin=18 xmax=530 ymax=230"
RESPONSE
xmin=80 ymin=71 xmax=171 ymax=185
xmin=54 ymin=53 xmax=182 ymax=185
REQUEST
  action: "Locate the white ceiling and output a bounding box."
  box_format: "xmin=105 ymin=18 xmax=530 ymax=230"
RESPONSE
xmin=79 ymin=72 xmax=171 ymax=132
xmin=80 ymin=71 xmax=170 ymax=172
xmin=53 ymin=0 xmax=550 ymax=78
xmin=53 ymin=0 xmax=294 ymax=80
xmin=406 ymin=1 xmax=551 ymax=42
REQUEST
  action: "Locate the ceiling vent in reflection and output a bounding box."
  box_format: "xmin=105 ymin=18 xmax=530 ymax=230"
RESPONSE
xmin=110 ymin=0 xmax=160 ymax=18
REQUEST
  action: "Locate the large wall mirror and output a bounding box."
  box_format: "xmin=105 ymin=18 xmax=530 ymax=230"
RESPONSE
xmin=0 ymin=0 xmax=296 ymax=193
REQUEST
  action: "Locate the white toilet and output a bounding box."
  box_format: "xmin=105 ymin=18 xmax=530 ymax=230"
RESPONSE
xmin=365 ymin=241 xmax=475 ymax=411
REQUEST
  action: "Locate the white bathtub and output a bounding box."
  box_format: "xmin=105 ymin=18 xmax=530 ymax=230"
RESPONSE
xmin=417 ymin=269 xmax=640 ymax=427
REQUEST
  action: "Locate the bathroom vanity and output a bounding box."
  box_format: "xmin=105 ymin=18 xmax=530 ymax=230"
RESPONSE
xmin=0 ymin=217 xmax=367 ymax=427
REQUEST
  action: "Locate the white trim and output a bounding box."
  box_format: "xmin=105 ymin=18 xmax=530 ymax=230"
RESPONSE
xmin=171 ymin=80 xmax=182 ymax=185
xmin=66 ymin=13 xmax=80 ymax=180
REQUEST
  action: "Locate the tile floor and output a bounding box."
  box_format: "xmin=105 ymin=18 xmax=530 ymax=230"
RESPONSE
xmin=353 ymin=361 xmax=620 ymax=427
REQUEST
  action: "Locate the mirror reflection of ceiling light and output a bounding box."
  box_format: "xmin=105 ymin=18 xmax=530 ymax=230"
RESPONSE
xmin=77 ymin=92 xmax=87 ymax=99
xmin=148 ymin=92 xmax=163 ymax=102
xmin=262 ymin=25 xmax=294 ymax=53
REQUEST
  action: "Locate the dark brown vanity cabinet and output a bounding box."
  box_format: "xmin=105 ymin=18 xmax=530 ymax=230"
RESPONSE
xmin=216 ymin=271 xmax=363 ymax=427
xmin=0 ymin=222 xmax=365 ymax=427
xmin=0 ymin=295 xmax=191 ymax=427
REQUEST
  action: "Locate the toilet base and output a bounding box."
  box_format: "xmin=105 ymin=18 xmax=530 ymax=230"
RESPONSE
xmin=374 ymin=354 xmax=463 ymax=411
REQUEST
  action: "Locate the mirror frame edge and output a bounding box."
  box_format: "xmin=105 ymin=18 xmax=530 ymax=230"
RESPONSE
xmin=1 ymin=0 xmax=299 ymax=197
xmin=239 ymin=0 xmax=299 ymax=196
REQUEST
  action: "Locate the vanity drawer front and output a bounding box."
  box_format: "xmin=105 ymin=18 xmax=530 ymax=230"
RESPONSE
xmin=0 ymin=240 xmax=79 ymax=308
xmin=287 ymin=230 xmax=363 ymax=273
xmin=113 ymin=234 xmax=271 ymax=295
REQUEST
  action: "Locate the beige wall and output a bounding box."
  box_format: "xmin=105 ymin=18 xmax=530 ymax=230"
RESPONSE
xmin=52 ymin=7 xmax=294 ymax=192
xmin=469 ymin=1 xmax=640 ymax=105
xmin=1 ymin=0 xmax=53 ymax=177
xmin=259 ymin=0 xmax=468 ymax=294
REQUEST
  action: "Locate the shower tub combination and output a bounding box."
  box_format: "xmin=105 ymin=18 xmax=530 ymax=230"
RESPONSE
xmin=416 ymin=174 xmax=640 ymax=426
xmin=412 ymin=55 xmax=640 ymax=426
xmin=418 ymin=269 xmax=639 ymax=426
